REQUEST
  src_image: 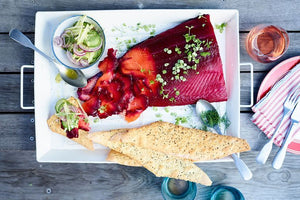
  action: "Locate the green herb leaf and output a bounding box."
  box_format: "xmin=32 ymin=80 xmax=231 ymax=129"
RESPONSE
xmin=200 ymin=110 xmax=220 ymax=127
xmin=215 ymin=23 xmax=227 ymax=33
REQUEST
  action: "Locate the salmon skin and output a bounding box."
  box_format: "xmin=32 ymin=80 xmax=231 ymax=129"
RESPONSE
xmin=120 ymin=14 xmax=227 ymax=106
xmin=78 ymin=14 xmax=227 ymax=122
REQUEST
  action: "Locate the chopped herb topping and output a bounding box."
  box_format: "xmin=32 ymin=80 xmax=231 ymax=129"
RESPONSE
xmin=98 ymin=105 xmax=107 ymax=114
xmin=169 ymin=97 xmax=175 ymax=102
xmin=112 ymin=22 xmax=156 ymax=53
xmin=220 ymin=113 xmax=231 ymax=129
xmin=215 ymin=23 xmax=227 ymax=33
xmin=200 ymin=52 xmax=211 ymax=57
xmin=149 ymin=80 xmax=155 ymax=85
xmin=175 ymin=116 xmax=188 ymax=125
xmin=93 ymin=118 xmax=100 ymax=123
xmin=152 ymin=107 xmax=158 ymax=111
xmin=200 ymin=110 xmax=220 ymax=127
xmin=157 ymin=26 xmax=212 ymax=101
xmin=170 ymin=112 xmax=177 ymax=117
xmin=155 ymin=113 xmax=162 ymax=118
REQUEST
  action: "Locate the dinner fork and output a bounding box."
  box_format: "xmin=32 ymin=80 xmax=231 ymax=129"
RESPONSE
xmin=273 ymin=101 xmax=300 ymax=169
xmin=256 ymin=86 xmax=300 ymax=164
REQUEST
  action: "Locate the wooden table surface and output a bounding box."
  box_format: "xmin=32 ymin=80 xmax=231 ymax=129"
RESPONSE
xmin=1 ymin=0 xmax=300 ymax=199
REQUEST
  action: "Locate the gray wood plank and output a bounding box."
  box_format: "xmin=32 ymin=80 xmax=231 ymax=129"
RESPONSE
xmin=0 ymin=34 xmax=34 ymax=72
xmin=0 ymin=150 xmax=299 ymax=200
xmin=0 ymin=114 xmax=35 ymax=151
xmin=1 ymin=0 xmax=300 ymax=33
xmin=0 ymin=74 xmax=34 ymax=112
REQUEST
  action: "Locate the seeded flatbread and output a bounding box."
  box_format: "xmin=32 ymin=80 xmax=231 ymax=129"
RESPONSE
xmin=47 ymin=97 xmax=94 ymax=151
xmin=101 ymin=121 xmax=250 ymax=161
xmin=107 ymin=150 xmax=141 ymax=167
xmin=89 ymin=133 xmax=212 ymax=185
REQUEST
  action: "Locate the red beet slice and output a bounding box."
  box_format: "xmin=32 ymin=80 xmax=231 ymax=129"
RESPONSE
xmin=81 ymin=96 xmax=100 ymax=117
xmin=125 ymin=95 xmax=148 ymax=122
xmin=77 ymin=72 xmax=103 ymax=101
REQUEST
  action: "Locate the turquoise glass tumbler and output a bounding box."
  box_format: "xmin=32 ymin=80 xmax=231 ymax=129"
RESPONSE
xmin=210 ymin=186 xmax=245 ymax=200
xmin=161 ymin=178 xmax=197 ymax=200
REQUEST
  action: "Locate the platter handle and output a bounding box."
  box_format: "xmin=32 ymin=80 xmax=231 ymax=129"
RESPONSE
xmin=240 ymin=62 xmax=254 ymax=108
xmin=20 ymin=65 xmax=35 ymax=109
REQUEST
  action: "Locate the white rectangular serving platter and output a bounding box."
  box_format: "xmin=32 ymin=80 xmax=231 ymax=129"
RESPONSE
xmin=34 ymin=9 xmax=240 ymax=163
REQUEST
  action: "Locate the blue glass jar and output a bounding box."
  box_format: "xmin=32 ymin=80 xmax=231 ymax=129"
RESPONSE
xmin=210 ymin=186 xmax=245 ymax=200
xmin=161 ymin=178 xmax=197 ymax=200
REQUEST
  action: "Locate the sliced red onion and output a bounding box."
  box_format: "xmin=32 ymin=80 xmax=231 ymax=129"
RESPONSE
xmin=54 ymin=36 xmax=63 ymax=47
xmin=61 ymin=30 xmax=73 ymax=48
xmin=58 ymin=115 xmax=66 ymax=121
xmin=79 ymin=59 xmax=89 ymax=67
xmin=73 ymin=44 xmax=86 ymax=56
xmin=61 ymin=30 xmax=73 ymax=38
xmin=66 ymin=50 xmax=80 ymax=65
xmin=78 ymin=40 xmax=102 ymax=52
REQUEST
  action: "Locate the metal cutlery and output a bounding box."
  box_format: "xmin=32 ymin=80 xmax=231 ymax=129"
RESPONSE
xmin=272 ymin=100 xmax=300 ymax=169
xmin=196 ymin=99 xmax=253 ymax=180
xmin=9 ymin=29 xmax=87 ymax=88
xmin=256 ymin=86 xmax=300 ymax=164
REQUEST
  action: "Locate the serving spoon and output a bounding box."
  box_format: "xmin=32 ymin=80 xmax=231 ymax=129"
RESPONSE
xmin=196 ymin=99 xmax=253 ymax=180
xmin=9 ymin=29 xmax=87 ymax=88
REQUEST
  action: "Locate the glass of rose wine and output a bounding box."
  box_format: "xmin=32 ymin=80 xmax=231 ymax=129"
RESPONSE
xmin=245 ymin=24 xmax=289 ymax=63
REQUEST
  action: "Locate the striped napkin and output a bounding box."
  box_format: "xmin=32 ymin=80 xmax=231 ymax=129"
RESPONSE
xmin=252 ymin=63 xmax=300 ymax=147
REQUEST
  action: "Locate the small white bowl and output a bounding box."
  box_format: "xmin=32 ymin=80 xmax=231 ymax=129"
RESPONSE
xmin=51 ymin=15 xmax=105 ymax=70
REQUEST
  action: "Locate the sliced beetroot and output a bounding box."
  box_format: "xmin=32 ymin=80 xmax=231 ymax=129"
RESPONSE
xmin=125 ymin=95 xmax=148 ymax=122
xmin=66 ymin=128 xmax=79 ymax=139
xmin=97 ymin=100 xmax=119 ymax=119
xmin=119 ymin=48 xmax=159 ymax=95
xmin=98 ymin=48 xmax=118 ymax=72
xmin=78 ymin=118 xmax=90 ymax=131
xmin=77 ymin=71 xmax=103 ymax=101
xmin=114 ymin=74 xmax=133 ymax=112
xmin=81 ymin=96 xmax=100 ymax=116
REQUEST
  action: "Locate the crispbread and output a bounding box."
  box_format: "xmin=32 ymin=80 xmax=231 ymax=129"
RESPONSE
xmin=108 ymin=121 xmax=250 ymax=161
xmin=89 ymin=132 xmax=212 ymax=185
xmin=107 ymin=150 xmax=141 ymax=167
xmin=47 ymin=97 xmax=94 ymax=151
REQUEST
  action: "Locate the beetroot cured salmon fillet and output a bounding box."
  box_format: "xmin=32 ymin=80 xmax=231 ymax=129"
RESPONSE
xmin=120 ymin=14 xmax=227 ymax=106
xmin=78 ymin=14 xmax=227 ymax=122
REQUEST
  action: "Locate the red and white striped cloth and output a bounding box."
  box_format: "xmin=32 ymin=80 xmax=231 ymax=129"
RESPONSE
xmin=252 ymin=64 xmax=300 ymax=147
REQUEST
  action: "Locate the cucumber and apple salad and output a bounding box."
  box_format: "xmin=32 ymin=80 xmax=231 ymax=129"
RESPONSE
xmin=54 ymin=15 xmax=104 ymax=67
